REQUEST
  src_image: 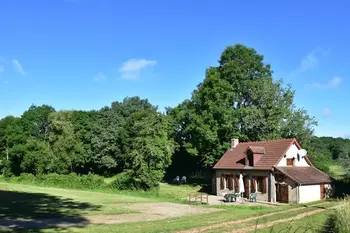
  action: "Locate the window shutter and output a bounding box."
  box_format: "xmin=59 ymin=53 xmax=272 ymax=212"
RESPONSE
xmin=228 ymin=176 xmax=234 ymax=190
xmin=262 ymin=177 xmax=267 ymax=194
xmin=252 ymin=176 xmax=256 ymax=193
xmin=220 ymin=175 xmax=224 ymax=189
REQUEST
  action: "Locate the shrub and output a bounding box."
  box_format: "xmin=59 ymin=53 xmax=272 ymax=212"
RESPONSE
xmin=109 ymin=172 xmax=135 ymax=190
xmin=7 ymin=173 xmax=105 ymax=190
xmin=110 ymin=170 xmax=161 ymax=191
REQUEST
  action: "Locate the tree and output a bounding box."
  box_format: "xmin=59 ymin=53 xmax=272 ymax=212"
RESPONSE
xmin=122 ymin=108 xmax=174 ymax=189
xmin=169 ymin=44 xmax=317 ymax=168
xmin=92 ymin=96 xmax=174 ymax=189
xmin=48 ymin=111 xmax=86 ymax=174
xmin=91 ymin=106 xmax=124 ymax=173
xmin=0 ymin=116 xmax=27 ymax=175
xmin=21 ymin=105 xmax=55 ymax=140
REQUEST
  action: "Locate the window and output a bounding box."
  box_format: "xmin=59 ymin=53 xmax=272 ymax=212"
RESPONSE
xmin=255 ymin=176 xmax=267 ymax=193
xmin=287 ymin=158 xmax=294 ymax=166
xmin=220 ymin=174 xmax=233 ymax=190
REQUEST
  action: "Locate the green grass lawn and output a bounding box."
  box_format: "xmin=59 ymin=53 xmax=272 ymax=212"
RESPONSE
xmin=0 ymin=182 xmax=145 ymax=218
xmin=0 ymin=182 xmax=287 ymax=233
xmin=0 ymin=182 xmax=339 ymax=233
xmin=0 ymin=182 xmax=204 ymax=219
xmin=25 ymin=205 xmax=288 ymax=233
xmin=253 ymin=211 xmax=332 ymax=233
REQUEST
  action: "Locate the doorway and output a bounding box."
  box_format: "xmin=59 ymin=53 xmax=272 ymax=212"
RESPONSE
xmin=276 ymin=184 xmax=289 ymax=203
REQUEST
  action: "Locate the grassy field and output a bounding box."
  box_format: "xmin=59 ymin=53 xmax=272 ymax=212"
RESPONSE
xmin=254 ymin=211 xmax=332 ymax=233
xmin=0 ymin=182 xmax=340 ymax=233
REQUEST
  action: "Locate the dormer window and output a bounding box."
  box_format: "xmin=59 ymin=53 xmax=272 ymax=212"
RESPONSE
xmin=245 ymin=146 xmax=266 ymax=167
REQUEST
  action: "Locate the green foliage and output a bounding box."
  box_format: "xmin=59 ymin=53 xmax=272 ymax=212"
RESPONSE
xmin=8 ymin=173 xmax=105 ymax=190
xmin=169 ymin=44 xmax=316 ymax=168
xmin=0 ymin=98 xmax=173 ymax=190
xmin=305 ymin=136 xmax=350 ymax=178
xmin=110 ymin=170 xmax=163 ymax=191
xmin=110 ymin=172 xmax=134 ymax=190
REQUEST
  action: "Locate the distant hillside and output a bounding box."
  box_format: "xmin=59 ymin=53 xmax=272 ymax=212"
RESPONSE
xmin=307 ymin=136 xmax=349 ymax=179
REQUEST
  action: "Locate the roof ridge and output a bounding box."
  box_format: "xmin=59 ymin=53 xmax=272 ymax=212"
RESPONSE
xmin=239 ymin=138 xmax=295 ymax=144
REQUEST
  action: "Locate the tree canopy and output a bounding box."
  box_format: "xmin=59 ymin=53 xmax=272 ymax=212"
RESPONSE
xmin=168 ymin=44 xmax=316 ymax=168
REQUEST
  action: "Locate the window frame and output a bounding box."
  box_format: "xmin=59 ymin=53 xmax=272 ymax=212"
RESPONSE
xmin=287 ymin=158 xmax=295 ymax=166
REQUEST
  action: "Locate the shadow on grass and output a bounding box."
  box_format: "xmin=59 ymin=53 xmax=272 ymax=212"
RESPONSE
xmin=321 ymin=214 xmax=337 ymax=233
xmin=0 ymin=189 xmax=102 ymax=232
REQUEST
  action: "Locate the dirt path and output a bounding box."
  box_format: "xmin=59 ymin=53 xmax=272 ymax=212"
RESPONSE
xmin=175 ymin=207 xmax=306 ymax=233
xmin=227 ymin=209 xmax=325 ymax=233
xmin=0 ymin=202 xmax=220 ymax=229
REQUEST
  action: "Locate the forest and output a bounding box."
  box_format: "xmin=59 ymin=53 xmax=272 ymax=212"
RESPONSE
xmin=0 ymin=44 xmax=349 ymax=190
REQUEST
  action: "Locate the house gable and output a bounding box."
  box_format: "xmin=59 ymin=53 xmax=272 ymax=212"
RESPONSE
xmin=276 ymin=143 xmax=310 ymax=167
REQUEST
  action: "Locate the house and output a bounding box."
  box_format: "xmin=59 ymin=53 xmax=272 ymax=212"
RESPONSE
xmin=213 ymin=138 xmax=334 ymax=203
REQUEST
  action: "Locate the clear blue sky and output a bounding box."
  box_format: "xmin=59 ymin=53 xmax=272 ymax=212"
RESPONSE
xmin=0 ymin=0 xmax=349 ymax=137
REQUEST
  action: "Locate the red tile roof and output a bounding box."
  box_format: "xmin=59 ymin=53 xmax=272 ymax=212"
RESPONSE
xmin=274 ymin=166 xmax=334 ymax=185
xmin=213 ymin=138 xmax=299 ymax=170
xmin=247 ymin=146 xmax=266 ymax=154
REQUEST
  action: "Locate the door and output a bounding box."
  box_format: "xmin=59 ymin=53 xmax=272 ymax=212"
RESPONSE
xmin=243 ymin=176 xmax=250 ymax=198
xmin=276 ymin=184 xmax=289 ymax=203
xmin=320 ymin=184 xmax=325 ymax=199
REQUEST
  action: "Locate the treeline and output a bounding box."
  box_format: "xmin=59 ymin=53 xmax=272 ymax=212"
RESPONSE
xmin=0 ymin=98 xmax=174 ymax=190
xmin=0 ymin=44 xmax=347 ymax=190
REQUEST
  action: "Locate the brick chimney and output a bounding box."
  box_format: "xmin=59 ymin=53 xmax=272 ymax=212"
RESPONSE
xmin=231 ymin=138 xmax=239 ymax=149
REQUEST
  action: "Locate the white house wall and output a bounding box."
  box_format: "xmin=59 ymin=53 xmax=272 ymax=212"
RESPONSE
xmin=277 ymin=143 xmax=310 ymax=167
xmin=298 ymin=185 xmax=321 ymax=203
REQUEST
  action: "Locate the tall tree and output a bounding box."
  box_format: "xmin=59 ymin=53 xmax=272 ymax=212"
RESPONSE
xmin=48 ymin=111 xmax=86 ymax=174
xmin=169 ymin=44 xmax=317 ymax=168
xmin=122 ymin=108 xmax=174 ymax=189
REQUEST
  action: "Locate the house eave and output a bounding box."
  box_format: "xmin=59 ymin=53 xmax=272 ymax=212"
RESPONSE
xmin=213 ymin=167 xmax=273 ymax=171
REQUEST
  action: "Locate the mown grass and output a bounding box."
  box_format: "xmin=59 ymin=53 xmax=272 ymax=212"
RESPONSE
xmin=0 ymin=182 xmax=288 ymax=233
xmin=204 ymin=203 xmax=335 ymax=233
xmin=253 ymin=211 xmax=331 ymax=233
xmin=0 ymin=182 xmax=340 ymax=233
xmin=10 ymin=203 xmax=334 ymax=233
xmin=0 ymin=181 xmax=207 ymax=218
xmin=0 ymin=175 xmax=202 ymax=203
xmin=26 ymin=206 xmax=286 ymax=233
xmin=0 ymin=182 xmax=140 ymax=217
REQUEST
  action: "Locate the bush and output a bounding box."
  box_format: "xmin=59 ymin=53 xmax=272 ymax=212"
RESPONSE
xmin=6 ymin=173 xmax=105 ymax=190
xmin=109 ymin=170 xmax=161 ymax=191
xmin=109 ymin=172 xmax=134 ymax=190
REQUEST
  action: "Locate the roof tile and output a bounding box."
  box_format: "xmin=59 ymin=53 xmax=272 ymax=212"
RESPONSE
xmin=213 ymin=138 xmax=296 ymax=170
xmin=275 ymin=166 xmax=334 ymax=185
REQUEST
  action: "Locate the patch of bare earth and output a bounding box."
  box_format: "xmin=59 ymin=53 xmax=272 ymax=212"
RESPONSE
xmin=88 ymin=202 xmax=220 ymax=224
xmin=0 ymin=202 xmax=220 ymax=229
